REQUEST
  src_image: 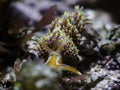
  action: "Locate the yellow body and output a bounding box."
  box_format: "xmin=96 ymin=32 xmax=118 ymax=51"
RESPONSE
xmin=45 ymin=52 xmax=81 ymax=75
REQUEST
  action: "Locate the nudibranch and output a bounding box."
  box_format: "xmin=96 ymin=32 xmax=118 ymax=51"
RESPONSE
xmin=32 ymin=6 xmax=89 ymax=75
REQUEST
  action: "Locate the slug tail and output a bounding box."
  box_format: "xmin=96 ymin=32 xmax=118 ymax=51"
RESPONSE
xmin=58 ymin=64 xmax=82 ymax=75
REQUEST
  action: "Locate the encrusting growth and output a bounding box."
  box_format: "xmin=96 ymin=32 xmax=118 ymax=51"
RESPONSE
xmin=32 ymin=6 xmax=89 ymax=75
